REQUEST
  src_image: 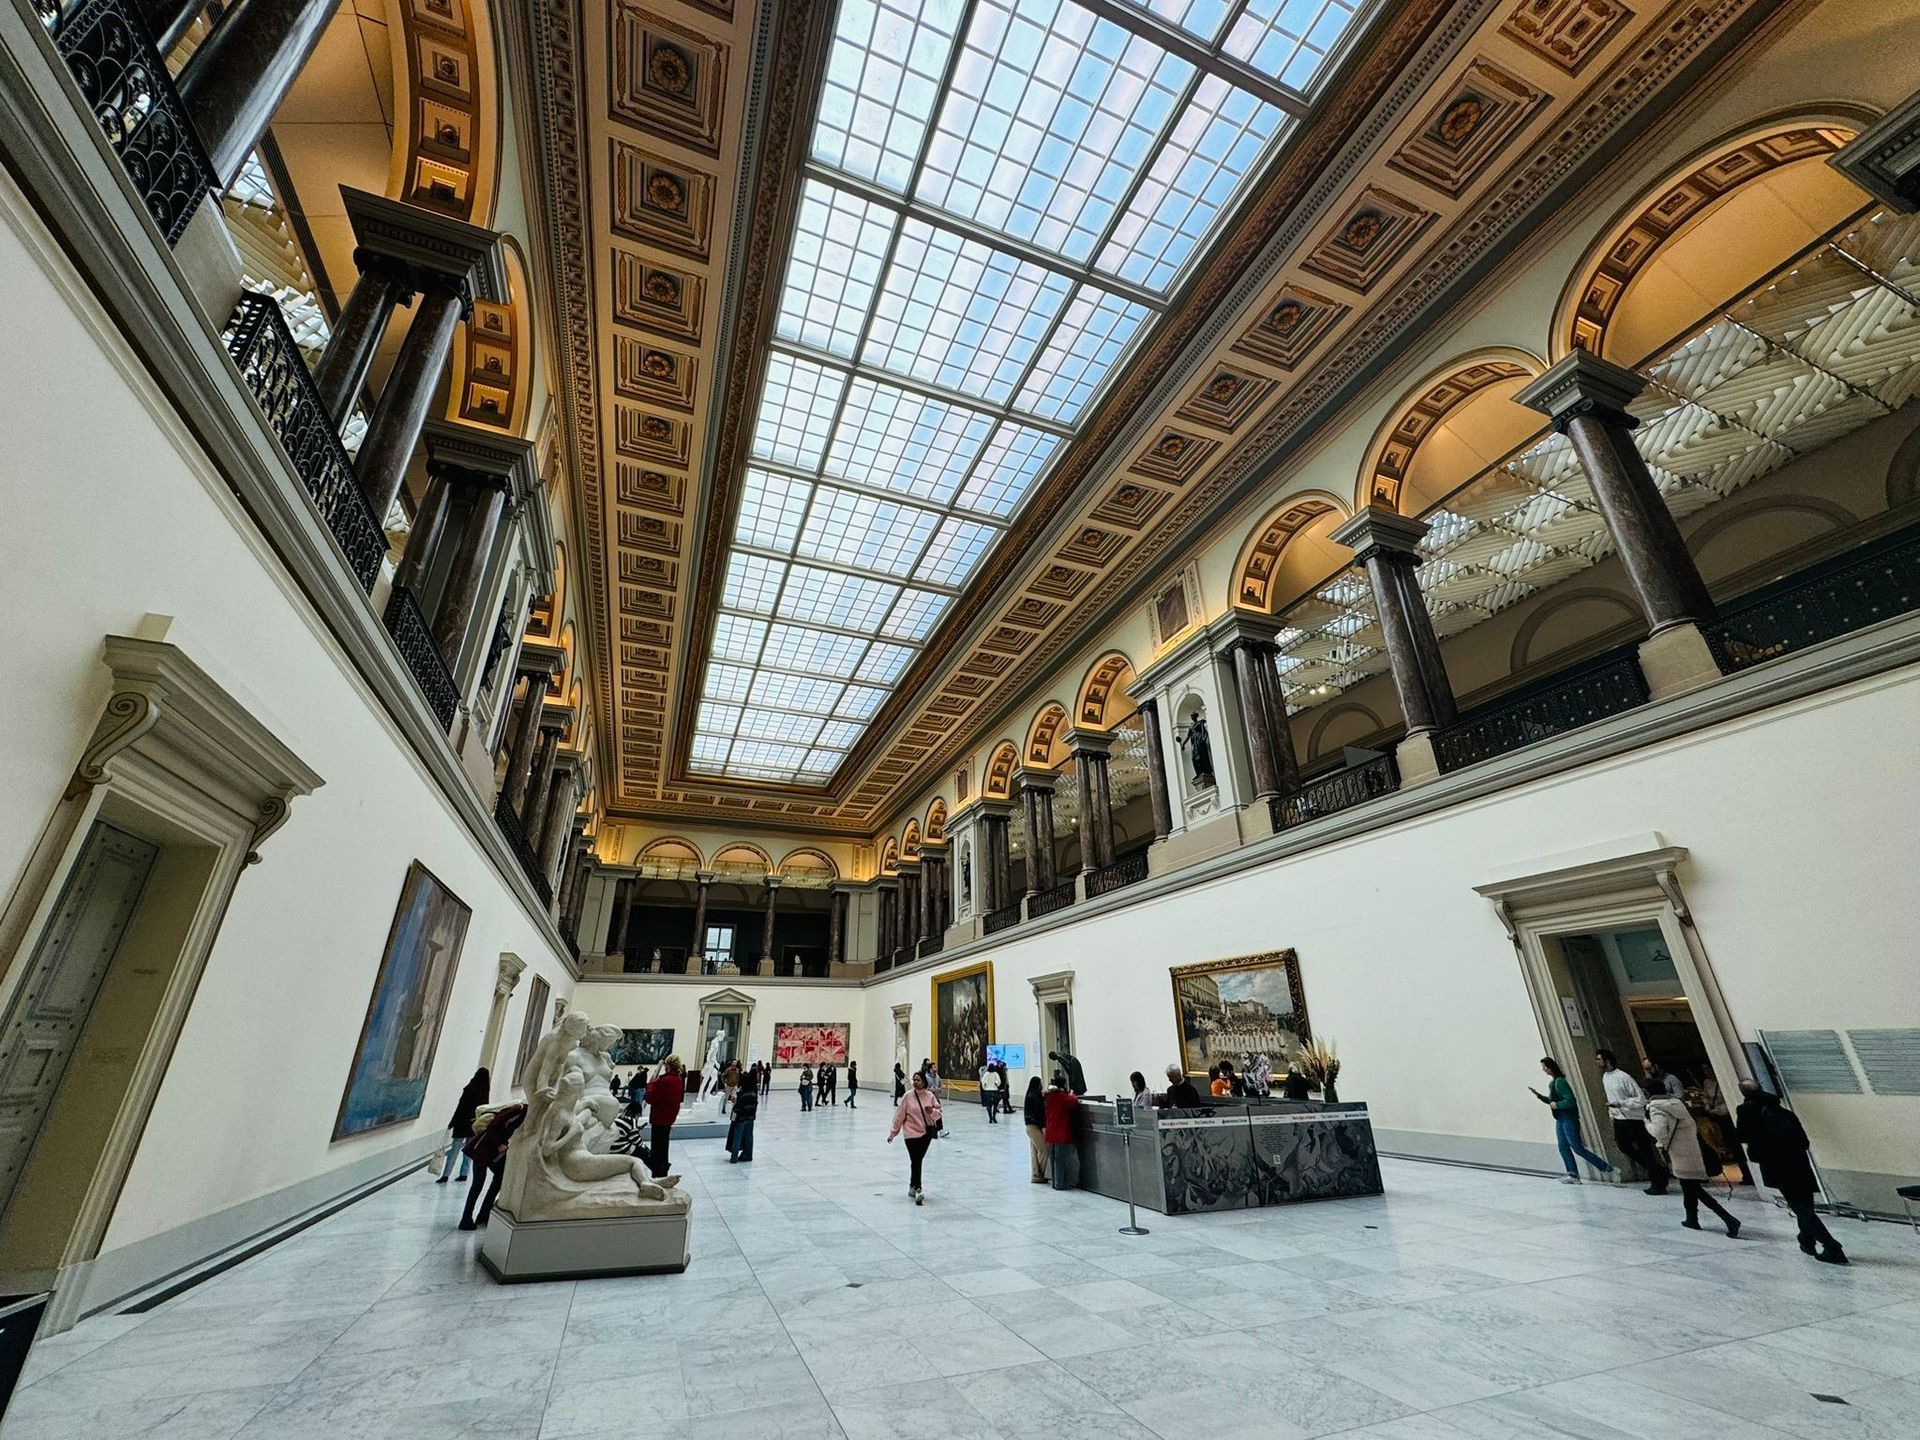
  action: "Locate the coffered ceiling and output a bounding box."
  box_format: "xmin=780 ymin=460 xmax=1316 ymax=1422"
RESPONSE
xmin=522 ymin=0 xmax=1780 ymax=834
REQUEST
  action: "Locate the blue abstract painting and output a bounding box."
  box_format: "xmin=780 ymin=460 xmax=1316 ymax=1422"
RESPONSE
xmin=335 ymin=862 xmax=471 ymax=1139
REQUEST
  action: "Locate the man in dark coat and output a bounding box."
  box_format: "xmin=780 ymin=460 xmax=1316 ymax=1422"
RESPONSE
xmin=1735 ymin=1080 xmax=1845 ymax=1264
xmin=1048 ymin=1050 xmax=1088 ymax=1096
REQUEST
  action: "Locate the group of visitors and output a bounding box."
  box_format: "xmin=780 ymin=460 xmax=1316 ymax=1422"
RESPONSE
xmin=1533 ymin=1050 xmax=1846 ymax=1264
xmin=796 ymin=1060 xmax=858 ymax=1110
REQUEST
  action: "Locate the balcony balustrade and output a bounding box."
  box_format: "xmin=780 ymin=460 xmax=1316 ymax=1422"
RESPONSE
xmin=492 ymin=790 xmax=551 ymax=906
xmin=383 ymin=583 xmax=460 ymax=730
xmin=1272 ymin=753 xmax=1401 ymax=830
xmin=39 ymin=0 xmax=215 ymax=245
xmin=1707 ymin=522 xmax=1920 ymax=672
xmin=225 ymin=294 xmax=387 ymax=590
xmin=1028 ymin=880 xmax=1075 ymax=919
xmin=982 ymin=901 xmax=1023 ymax=936
xmin=1433 ymin=647 xmax=1649 ymax=774
xmin=918 ymin=934 xmax=944 ymax=959
xmin=1085 ymin=849 xmax=1149 ymax=898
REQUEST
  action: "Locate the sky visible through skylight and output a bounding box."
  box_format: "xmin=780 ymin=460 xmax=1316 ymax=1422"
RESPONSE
xmin=692 ymin=0 xmax=1375 ymax=784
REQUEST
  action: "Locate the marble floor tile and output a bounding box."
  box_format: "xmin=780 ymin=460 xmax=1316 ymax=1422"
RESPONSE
xmin=10 ymin=1100 xmax=1918 ymax=1440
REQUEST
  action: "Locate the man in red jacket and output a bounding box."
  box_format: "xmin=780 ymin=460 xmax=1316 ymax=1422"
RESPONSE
xmin=643 ymin=1056 xmax=685 ymax=1179
xmin=1043 ymin=1074 xmax=1081 ymax=1191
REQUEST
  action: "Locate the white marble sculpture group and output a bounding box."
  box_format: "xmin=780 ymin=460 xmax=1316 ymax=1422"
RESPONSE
xmin=497 ymin=1009 xmax=691 ymax=1222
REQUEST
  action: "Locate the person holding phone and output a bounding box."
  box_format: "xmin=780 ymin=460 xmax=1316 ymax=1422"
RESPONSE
xmin=887 ymin=1069 xmax=943 ymax=1204
xmin=1532 ymin=1057 xmax=1615 ymax=1184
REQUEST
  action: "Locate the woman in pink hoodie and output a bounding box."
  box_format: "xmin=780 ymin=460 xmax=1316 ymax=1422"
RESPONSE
xmin=887 ymin=1069 xmax=943 ymax=1204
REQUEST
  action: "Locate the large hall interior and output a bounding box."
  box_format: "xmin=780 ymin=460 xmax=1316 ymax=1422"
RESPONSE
xmin=2 ymin=0 xmax=1919 ymax=1434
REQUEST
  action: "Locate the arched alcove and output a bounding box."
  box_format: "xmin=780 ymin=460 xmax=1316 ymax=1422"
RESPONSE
xmin=1074 ymin=652 xmax=1138 ymax=730
xmin=1357 ymin=350 xmax=1544 ymax=515
xmin=1024 ymin=704 xmax=1069 ymax=770
xmin=983 ymin=742 xmax=1019 ymax=799
xmin=1232 ymin=493 xmax=1350 ymax=613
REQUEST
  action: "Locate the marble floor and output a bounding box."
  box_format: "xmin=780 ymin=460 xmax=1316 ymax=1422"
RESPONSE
xmin=10 ymin=1095 xmax=1920 ymax=1440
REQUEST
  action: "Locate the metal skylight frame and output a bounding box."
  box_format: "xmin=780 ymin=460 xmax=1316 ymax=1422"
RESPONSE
xmin=694 ymin=0 xmax=1383 ymax=784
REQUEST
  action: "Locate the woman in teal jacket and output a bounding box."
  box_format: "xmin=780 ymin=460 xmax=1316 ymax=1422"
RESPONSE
xmin=1531 ymin=1057 xmax=1616 ymax=1183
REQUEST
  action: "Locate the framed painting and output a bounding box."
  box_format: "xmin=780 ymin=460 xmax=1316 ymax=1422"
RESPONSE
xmin=609 ymin=1027 xmax=674 ymax=1066
xmin=1170 ymin=950 xmax=1310 ymax=1077
xmin=931 ymin=960 xmax=994 ymax=1091
xmin=772 ymin=1022 xmax=849 ymax=1067
xmin=335 ymin=862 xmax=472 ymax=1139
xmin=513 ymin=973 xmax=551 ymax=1086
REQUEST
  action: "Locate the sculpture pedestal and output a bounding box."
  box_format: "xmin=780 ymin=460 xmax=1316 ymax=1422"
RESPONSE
xmin=480 ymin=1206 xmax=691 ymax=1282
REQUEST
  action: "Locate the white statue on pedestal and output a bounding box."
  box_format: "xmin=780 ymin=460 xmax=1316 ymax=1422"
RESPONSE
xmin=678 ymin=1029 xmax=729 ymax=1124
xmin=498 ymin=1009 xmax=690 ymax=1223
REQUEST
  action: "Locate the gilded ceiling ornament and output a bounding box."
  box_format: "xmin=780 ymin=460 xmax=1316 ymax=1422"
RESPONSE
xmin=1343 ymin=211 xmax=1384 ymax=249
xmin=1207 ymin=373 xmax=1241 ymax=401
xmin=649 ymin=43 xmax=693 ymax=94
xmin=644 ymin=271 xmax=680 ymax=303
xmin=1270 ymin=299 xmax=1305 ymax=333
xmin=1438 ymin=95 xmax=1484 ymax=146
xmin=646 ymin=173 xmax=685 ymax=211
xmin=643 ymin=351 xmax=674 ymax=378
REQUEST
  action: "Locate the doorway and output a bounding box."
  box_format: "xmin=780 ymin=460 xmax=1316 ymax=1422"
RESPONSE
xmin=1043 ymin=1000 xmax=1071 ymax=1061
xmin=1545 ymin=924 xmax=1746 ymax=1182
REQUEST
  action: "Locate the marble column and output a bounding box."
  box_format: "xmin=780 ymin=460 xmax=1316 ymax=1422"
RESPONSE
xmin=388 ymin=462 xmax=457 ymax=611
xmin=760 ymin=879 xmax=779 ymax=972
xmin=828 ymin=887 xmax=846 ymax=967
xmin=520 ymin=723 xmax=562 ymax=840
xmin=1134 ymin=697 xmax=1175 ymax=841
xmin=499 ymin=667 xmax=552 ymax=814
xmin=1017 ymin=771 xmax=1057 ymax=893
xmin=1517 ymin=350 xmax=1722 ymax=696
xmin=606 ymin=877 xmax=633 ymax=956
xmin=1254 ymin=647 xmax=1301 ymax=794
xmin=535 ymin=763 xmax=577 ymax=888
xmin=1331 ymin=509 xmax=1457 ymax=737
xmin=1065 ymin=732 xmax=1115 ymax=871
xmin=690 ymin=872 xmax=713 ymax=962
xmin=175 ymin=0 xmax=344 ymax=186
xmin=920 ymin=858 xmax=937 ymax=941
xmin=983 ymin=809 xmax=1012 ymax=911
xmin=311 ymin=252 xmax=413 ymax=423
xmin=420 ymin=421 xmax=536 ymax=663
xmin=1229 ymin=640 xmax=1284 ymax=803
xmin=355 ymin=275 xmax=469 ymax=522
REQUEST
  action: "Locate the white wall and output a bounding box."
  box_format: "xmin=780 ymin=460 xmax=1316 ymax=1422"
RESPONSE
xmin=0 ymin=172 xmax=574 ymax=1272
xmin=863 ymin=660 xmax=1920 ymax=1204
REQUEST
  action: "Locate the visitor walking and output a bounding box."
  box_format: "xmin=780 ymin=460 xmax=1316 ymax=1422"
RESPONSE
xmin=844 ymin=1060 xmax=858 ymax=1108
xmin=1736 ymin=1081 xmax=1845 ymax=1264
xmin=822 ymin=1064 xmax=837 ymax=1107
xmin=1022 ymin=1076 xmax=1048 ymax=1183
xmin=1646 ymin=1094 xmax=1738 ymax=1236
xmin=437 ymin=1067 xmax=490 ymax=1184
xmin=799 ymin=1064 xmax=814 ymax=1112
xmin=924 ymin=1060 xmax=942 ymax=1098
xmin=1531 ymin=1057 xmax=1615 ymax=1183
xmin=995 ymin=1059 xmax=1015 ymax=1114
xmin=978 ymin=1060 xmax=1003 ymax=1122
xmin=643 ymin=1056 xmax=684 ymax=1179
xmin=458 ymin=1101 xmax=525 ymax=1229
xmin=1164 ymin=1063 xmax=1202 ymax=1108
xmin=1597 ymin=1050 xmax=1669 ymax=1193
xmin=893 ymin=1061 xmax=907 ymax=1100
xmin=1043 ymin=1073 xmax=1080 ymax=1190
xmin=727 ymin=1074 xmax=758 ymax=1163
xmin=887 ymin=1070 xmax=943 ymax=1204
xmin=759 ymin=1061 xmax=772 ymax=1098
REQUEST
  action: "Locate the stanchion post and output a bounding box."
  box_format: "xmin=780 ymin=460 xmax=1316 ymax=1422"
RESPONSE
xmin=1115 ymin=1096 xmax=1148 ymax=1237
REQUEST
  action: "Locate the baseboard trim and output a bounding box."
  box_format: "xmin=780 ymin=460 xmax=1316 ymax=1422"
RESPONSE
xmin=42 ymin=1137 xmax=434 ymax=1332
xmin=1372 ymin=1127 xmax=1562 ymax=1175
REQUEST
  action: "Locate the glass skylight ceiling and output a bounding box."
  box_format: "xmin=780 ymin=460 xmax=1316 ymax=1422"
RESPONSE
xmin=696 ymin=0 xmax=1377 ymax=784
xmin=1270 ymin=208 xmax=1920 ymax=714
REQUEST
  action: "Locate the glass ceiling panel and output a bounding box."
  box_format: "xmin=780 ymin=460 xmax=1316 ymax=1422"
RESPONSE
xmin=825 ymin=378 xmax=996 ymax=501
xmin=692 ymin=0 xmax=1373 ymax=782
xmin=1226 ymin=0 xmax=1368 ymax=91
xmin=863 ymin=217 xmax=1073 ymax=400
xmin=778 ymin=180 xmax=896 ymax=357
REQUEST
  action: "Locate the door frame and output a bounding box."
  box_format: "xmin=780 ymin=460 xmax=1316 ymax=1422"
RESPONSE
xmin=0 ymin=635 xmax=320 ymax=1330
xmin=1477 ymin=838 xmax=1748 ymax=1150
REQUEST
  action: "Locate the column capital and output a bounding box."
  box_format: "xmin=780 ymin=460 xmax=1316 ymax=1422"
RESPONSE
xmin=342 ymin=185 xmax=505 ymax=301
xmin=1062 ymin=726 xmax=1114 ymax=758
xmin=423 ymin=419 xmax=539 ymax=499
xmin=1204 ymin=607 xmax=1288 ymax=654
xmin=1513 ymin=350 xmax=1647 ymax=432
xmin=1331 ymin=506 xmax=1431 ymax=564
xmin=1012 ymin=765 xmax=1058 ymax=794
xmin=494 ymin=952 xmax=527 ymax=996
xmin=762 ymin=875 xmax=782 ymax=891
xmin=694 ymin=870 xmax=715 ymax=886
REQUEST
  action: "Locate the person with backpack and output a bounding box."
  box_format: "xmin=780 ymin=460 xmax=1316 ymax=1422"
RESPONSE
xmin=798 ymin=1064 xmax=814 ymax=1112
xmin=886 ymin=1069 xmax=943 ymax=1204
xmin=1736 ymin=1081 xmax=1845 ymax=1264
xmin=726 ymin=1072 xmax=758 ymax=1163
xmin=1646 ymin=1094 xmax=1739 ymax=1237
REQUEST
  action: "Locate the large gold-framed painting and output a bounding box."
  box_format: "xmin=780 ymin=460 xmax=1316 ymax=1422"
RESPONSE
xmin=931 ymin=960 xmax=993 ymax=1091
xmin=1171 ymin=950 xmax=1310 ymax=1077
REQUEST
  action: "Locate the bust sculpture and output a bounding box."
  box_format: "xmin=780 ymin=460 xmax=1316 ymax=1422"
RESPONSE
xmin=498 ymin=1009 xmax=690 ymax=1222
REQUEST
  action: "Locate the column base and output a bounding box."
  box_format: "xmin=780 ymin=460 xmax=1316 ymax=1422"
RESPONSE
xmin=1148 ymin=811 xmax=1241 ymax=874
xmin=1637 ymin=622 xmax=1723 ymax=700
xmin=1394 ymin=732 xmax=1441 ymax=788
xmin=1237 ymin=797 xmax=1279 ymax=843
xmin=173 ymin=201 xmax=246 ymax=327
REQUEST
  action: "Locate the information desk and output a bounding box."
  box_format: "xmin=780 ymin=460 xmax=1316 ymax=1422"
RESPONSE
xmin=1075 ymin=1099 xmax=1383 ymax=1215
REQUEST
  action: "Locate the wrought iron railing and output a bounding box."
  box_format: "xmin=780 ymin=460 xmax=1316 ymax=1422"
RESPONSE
xmin=1272 ymin=753 xmax=1402 ymax=830
xmin=225 ymin=294 xmax=386 ymax=590
xmin=1029 ymin=880 xmax=1075 ymax=918
xmin=892 ymin=946 xmax=912 ymax=969
xmin=918 ymin=933 xmax=945 ymax=958
xmin=39 ymin=0 xmax=216 ymax=245
xmin=384 ymin=583 xmax=460 ymax=730
xmin=492 ymin=790 xmax=551 ymax=906
xmin=1086 ymin=849 xmax=1149 ymax=897
xmin=982 ymin=901 xmax=1023 ymax=935
xmin=1705 ymin=522 xmax=1920 ymax=672
xmin=1434 ymin=647 xmax=1649 ymax=773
